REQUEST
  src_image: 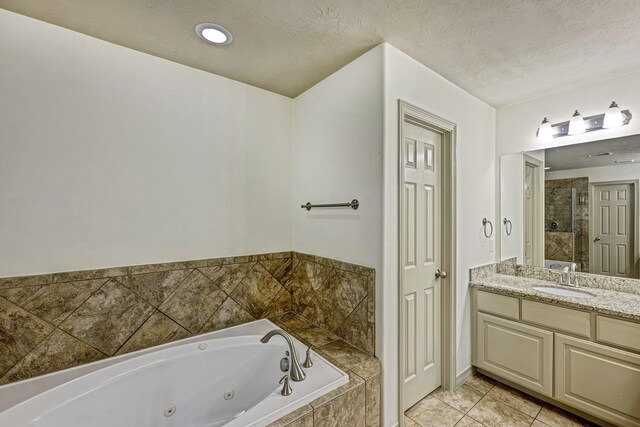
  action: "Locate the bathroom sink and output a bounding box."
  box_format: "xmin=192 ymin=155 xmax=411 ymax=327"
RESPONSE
xmin=533 ymin=286 xmax=594 ymax=299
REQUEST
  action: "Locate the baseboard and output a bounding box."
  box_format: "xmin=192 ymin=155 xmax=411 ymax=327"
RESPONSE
xmin=455 ymin=365 xmax=476 ymax=388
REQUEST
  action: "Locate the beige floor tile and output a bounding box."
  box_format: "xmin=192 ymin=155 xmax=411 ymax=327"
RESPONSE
xmin=431 ymin=384 xmax=485 ymax=413
xmin=536 ymin=404 xmax=597 ymax=427
xmin=404 ymin=415 xmax=422 ymax=427
xmin=486 ymin=383 xmax=543 ymax=418
xmin=406 ymin=395 xmax=464 ymax=427
xmin=467 ymin=396 xmax=534 ymax=427
xmin=455 ymin=416 xmax=484 ymax=426
xmin=463 ymin=373 xmax=496 ymax=394
xmin=532 ymin=420 xmax=551 ymax=427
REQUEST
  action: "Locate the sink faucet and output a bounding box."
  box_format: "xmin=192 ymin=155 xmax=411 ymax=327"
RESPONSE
xmin=260 ymin=329 xmax=306 ymax=382
xmin=559 ymin=263 xmax=579 ymax=288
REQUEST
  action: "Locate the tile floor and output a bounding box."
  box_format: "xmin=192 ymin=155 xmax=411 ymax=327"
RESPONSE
xmin=404 ymin=373 xmax=599 ymax=427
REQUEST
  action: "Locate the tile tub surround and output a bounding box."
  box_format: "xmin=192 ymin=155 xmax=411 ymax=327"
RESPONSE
xmin=267 ymin=312 xmax=381 ymax=427
xmin=289 ymin=252 xmax=375 ymax=355
xmin=468 ymin=264 xmax=640 ymax=321
xmin=0 ymin=251 xmax=376 ymax=386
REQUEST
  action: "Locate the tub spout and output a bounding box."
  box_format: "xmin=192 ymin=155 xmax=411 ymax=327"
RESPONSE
xmin=260 ymin=329 xmax=306 ymax=382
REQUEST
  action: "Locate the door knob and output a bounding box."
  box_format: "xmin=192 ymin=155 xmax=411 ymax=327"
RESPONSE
xmin=435 ymin=269 xmax=447 ymax=279
xmin=594 ymin=237 xmax=601 ymax=242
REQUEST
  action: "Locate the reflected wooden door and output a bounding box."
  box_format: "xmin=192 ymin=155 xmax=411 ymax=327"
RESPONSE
xmin=592 ymin=183 xmax=634 ymax=277
xmin=401 ymin=121 xmax=442 ymax=410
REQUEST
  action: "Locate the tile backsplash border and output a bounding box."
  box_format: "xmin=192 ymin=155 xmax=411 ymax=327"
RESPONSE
xmin=0 ymin=251 xmax=376 ymax=386
xmin=471 ymin=261 xmax=640 ymax=295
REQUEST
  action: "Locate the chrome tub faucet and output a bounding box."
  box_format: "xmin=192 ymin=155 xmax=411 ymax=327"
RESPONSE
xmin=260 ymin=329 xmax=306 ymax=382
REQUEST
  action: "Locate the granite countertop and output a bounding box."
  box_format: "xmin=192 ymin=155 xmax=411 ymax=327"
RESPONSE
xmin=470 ymin=274 xmax=640 ymax=321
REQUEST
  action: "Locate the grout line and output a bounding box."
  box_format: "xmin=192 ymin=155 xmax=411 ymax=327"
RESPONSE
xmin=112 ymin=309 xmax=158 ymax=355
xmin=118 ymin=268 xmax=195 ymax=309
xmin=58 ymin=279 xmax=112 ymax=328
xmin=0 ymin=326 xmax=57 ymax=383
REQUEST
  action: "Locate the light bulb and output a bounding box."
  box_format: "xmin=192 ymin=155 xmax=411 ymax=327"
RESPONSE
xmin=201 ymin=28 xmax=227 ymax=44
xmin=603 ymin=101 xmax=623 ymax=128
xmin=195 ymin=23 xmax=233 ymax=45
xmin=568 ymin=110 xmax=585 ymax=135
xmin=537 ymin=117 xmax=553 ymax=141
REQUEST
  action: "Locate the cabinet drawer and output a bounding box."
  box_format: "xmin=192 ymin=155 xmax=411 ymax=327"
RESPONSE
xmin=521 ymin=300 xmax=591 ymax=338
xmin=596 ymin=316 xmax=640 ymax=353
xmin=476 ymin=312 xmax=553 ymax=397
xmin=476 ymin=291 xmax=519 ymax=320
xmin=555 ymin=334 xmax=640 ymax=427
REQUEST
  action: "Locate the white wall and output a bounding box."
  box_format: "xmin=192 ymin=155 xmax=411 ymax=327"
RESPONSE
xmin=497 ymin=70 xmax=640 ymax=156
xmin=546 ymin=163 xmax=640 ymax=182
xmin=0 ymin=10 xmax=293 ymax=277
xmin=382 ymin=44 xmax=496 ymax=426
xmin=499 ymin=149 xmax=545 ymax=263
xmin=500 ymin=153 xmax=525 ymax=262
xmin=292 ymin=44 xmax=386 ymax=417
xmin=292 ymin=46 xmax=384 ymax=273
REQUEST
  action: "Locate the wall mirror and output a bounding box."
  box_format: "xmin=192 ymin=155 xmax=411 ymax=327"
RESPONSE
xmin=500 ymin=134 xmax=640 ymax=278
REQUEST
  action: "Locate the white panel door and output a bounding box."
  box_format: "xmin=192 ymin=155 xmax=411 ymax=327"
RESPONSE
xmin=593 ymin=183 xmax=634 ymax=277
xmin=401 ymin=121 xmax=442 ymax=410
xmin=523 ymin=163 xmax=535 ymax=266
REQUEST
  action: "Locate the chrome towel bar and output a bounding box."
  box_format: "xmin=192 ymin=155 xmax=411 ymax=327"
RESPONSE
xmin=301 ymin=199 xmax=359 ymax=211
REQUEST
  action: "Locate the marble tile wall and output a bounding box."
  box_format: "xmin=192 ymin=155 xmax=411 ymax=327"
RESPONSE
xmin=544 ymin=231 xmax=574 ymax=262
xmin=0 ymin=251 xmax=376 ymax=385
xmin=288 ymin=252 xmax=376 ymax=355
xmin=544 ymin=177 xmax=589 ymax=272
xmin=0 ymin=252 xmax=294 ymax=385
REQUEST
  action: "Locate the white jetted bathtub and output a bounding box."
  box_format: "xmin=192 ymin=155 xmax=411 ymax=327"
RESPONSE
xmin=0 ymin=320 xmax=348 ymax=427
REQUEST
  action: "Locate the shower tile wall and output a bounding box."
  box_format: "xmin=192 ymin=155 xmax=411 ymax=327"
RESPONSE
xmin=544 ymin=177 xmax=589 ymax=271
xmin=0 ymin=252 xmax=375 ymax=385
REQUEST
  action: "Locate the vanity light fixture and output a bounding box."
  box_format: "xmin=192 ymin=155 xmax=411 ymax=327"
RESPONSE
xmin=568 ymin=110 xmax=585 ymax=135
xmin=603 ymin=101 xmax=623 ymax=128
xmin=195 ymin=23 xmax=233 ymax=45
xmin=536 ymin=117 xmax=553 ymax=141
xmin=536 ymin=102 xmax=632 ymax=141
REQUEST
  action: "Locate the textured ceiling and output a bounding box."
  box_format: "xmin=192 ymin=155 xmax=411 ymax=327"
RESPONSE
xmin=545 ymin=134 xmax=640 ymax=170
xmin=2 ymin=0 xmax=640 ymax=105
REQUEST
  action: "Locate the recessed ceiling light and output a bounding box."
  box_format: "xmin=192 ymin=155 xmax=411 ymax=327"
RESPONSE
xmin=195 ymin=23 xmax=233 ymax=45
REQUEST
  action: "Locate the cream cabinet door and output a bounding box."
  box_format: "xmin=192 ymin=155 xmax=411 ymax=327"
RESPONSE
xmin=555 ymin=334 xmax=640 ymax=427
xmin=476 ymin=313 xmax=553 ymax=397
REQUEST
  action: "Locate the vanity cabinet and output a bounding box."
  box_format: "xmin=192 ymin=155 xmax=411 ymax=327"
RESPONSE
xmin=476 ymin=312 xmax=553 ymax=396
xmin=473 ymin=289 xmax=640 ymax=427
xmin=555 ymin=334 xmax=640 ymax=427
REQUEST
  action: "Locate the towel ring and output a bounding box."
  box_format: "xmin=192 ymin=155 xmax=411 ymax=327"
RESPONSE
xmin=503 ymin=218 xmax=512 ymax=236
xmin=482 ymin=218 xmax=493 ymax=239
